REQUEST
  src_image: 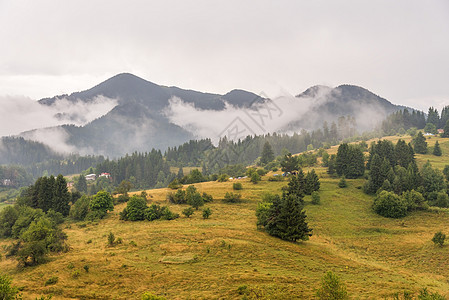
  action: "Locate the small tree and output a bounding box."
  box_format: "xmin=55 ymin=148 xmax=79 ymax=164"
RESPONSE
xmin=260 ymin=141 xmax=275 ymax=165
xmin=107 ymin=232 xmax=115 ymax=246
xmin=311 ymin=191 xmax=321 ymax=205
xmin=250 ymin=172 xmax=261 ymax=184
xmin=182 ymin=207 xmax=194 ymax=218
xmin=233 ymin=182 xmax=243 ymax=190
xmin=413 ymin=131 xmax=428 ymax=154
xmin=202 ymin=208 xmax=212 ymax=219
xmin=338 ymin=176 xmax=347 ymax=188
xmin=280 ymin=153 xmax=298 ymax=173
xmin=189 ymin=192 xmax=204 ymax=210
xmin=373 ymin=191 xmax=408 ymax=218
xmin=315 ymin=271 xmax=349 ymax=300
xmin=90 ymin=190 xmax=114 ymax=217
xmin=432 ymin=231 xmax=446 ymax=247
xmin=433 ymin=141 xmax=442 ymax=156
xmin=223 ymin=192 xmax=242 ymax=203
xmin=217 ymin=174 xmax=229 ymax=182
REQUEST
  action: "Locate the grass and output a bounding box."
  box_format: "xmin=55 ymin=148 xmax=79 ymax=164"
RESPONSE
xmin=1 ymin=135 xmax=449 ymax=299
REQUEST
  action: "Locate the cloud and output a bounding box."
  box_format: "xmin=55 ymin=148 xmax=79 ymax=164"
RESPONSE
xmin=0 ymin=95 xmax=117 ymax=137
xmin=163 ymin=92 xmax=321 ymax=144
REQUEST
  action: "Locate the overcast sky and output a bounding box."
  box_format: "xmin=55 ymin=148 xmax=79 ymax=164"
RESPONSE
xmin=1 ymin=0 xmax=448 ymax=111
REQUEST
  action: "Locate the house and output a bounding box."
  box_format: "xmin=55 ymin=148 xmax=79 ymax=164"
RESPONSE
xmin=438 ymin=129 xmax=444 ymax=134
xmin=99 ymin=172 xmax=111 ymax=179
xmin=2 ymin=179 xmax=12 ymax=186
xmin=85 ymin=174 xmax=96 ymax=181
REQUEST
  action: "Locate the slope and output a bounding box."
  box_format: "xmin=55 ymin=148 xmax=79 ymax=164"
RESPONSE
xmin=2 ymin=135 xmax=449 ymax=299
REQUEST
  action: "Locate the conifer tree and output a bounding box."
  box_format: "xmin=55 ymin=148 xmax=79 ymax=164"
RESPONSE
xmin=260 ymin=141 xmax=275 ymax=165
xmin=286 ymin=170 xmax=306 ymax=201
xmin=265 ymin=193 xmax=312 ymax=242
xmin=74 ymin=174 xmax=88 ymax=194
xmin=433 ymin=141 xmax=442 ymax=156
xmin=53 ymin=174 xmax=71 ymax=216
xmin=281 ymin=153 xmax=298 ymax=173
xmin=413 ymin=131 xmax=428 ymax=154
xmin=442 ymin=119 xmax=449 ymax=138
xmin=305 ymin=169 xmax=320 ymax=195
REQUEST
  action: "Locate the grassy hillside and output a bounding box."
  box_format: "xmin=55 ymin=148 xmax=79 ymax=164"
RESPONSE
xmin=1 ymin=136 xmax=449 ymax=299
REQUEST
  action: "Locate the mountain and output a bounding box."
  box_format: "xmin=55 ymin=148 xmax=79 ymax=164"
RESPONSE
xmin=282 ymin=84 xmax=406 ymax=132
xmin=33 ymin=73 xmax=265 ymax=157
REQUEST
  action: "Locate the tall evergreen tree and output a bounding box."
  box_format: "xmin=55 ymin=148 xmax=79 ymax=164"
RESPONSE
xmin=53 ymin=175 xmax=71 ymax=216
xmin=74 ymin=175 xmax=87 ymax=194
xmin=260 ymin=141 xmax=275 ymax=165
xmin=395 ymin=140 xmax=414 ymax=168
xmin=335 ymin=143 xmax=349 ymax=177
xmin=433 ymin=141 xmax=442 ymax=156
xmin=265 ymin=193 xmax=312 ymax=242
xmin=304 ymin=169 xmax=320 ymax=195
xmin=281 ymin=153 xmax=298 ymax=173
xmin=427 ymin=107 xmax=440 ymax=127
xmin=442 ymin=119 xmax=449 ymax=138
xmin=413 ymin=132 xmax=428 ymax=154
xmin=286 ymin=170 xmax=306 ymax=201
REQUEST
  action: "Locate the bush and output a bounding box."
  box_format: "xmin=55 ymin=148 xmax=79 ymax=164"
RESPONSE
xmin=223 ymin=192 xmax=242 ymax=203
xmin=160 ymin=207 xmax=179 ymax=220
xmin=233 ymin=182 xmax=243 ymax=190
xmin=268 ymin=175 xmax=284 ymax=182
xmin=432 ymin=231 xmax=446 ymax=247
xmin=168 ymin=179 xmax=183 ymax=189
xmin=373 ymin=191 xmax=408 ymax=218
xmin=116 ymin=194 xmax=130 ymax=204
xmin=311 ymin=191 xmax=321 ymax=205
xmin=316 ymin=271 xmax=349 ymax=300
xmin=69 ymin=195 xmax=91 ymax=221
xmin=217 ymin=174 xmax=229 ymax=182
xmin=182 ymin=207 xmax=194 ymax=218
xmin=107 ymin=232 xmax=115 ymax=246
xmin=90 ymin=190 xmax=114 ymax=218
xmin=202 ymin=192 xmax=213 ymax=203
xmin=250 ymin=172 xmax=261 ymax=184
xmin=256 ymin=169 xmax=268 ymax=176
xmin=141 ymin=292 xmax=166 ymax=300
xmin=120 ymin=195 xmax=147 ymax=221
xmin=45 ymin=276 xmax=58 ymax=286
xmin=338 ymin=176 xmax=347 ymax=188
xmin=189 ymin=192 xmax=204 ymax=210
xmin=202 ymin=207 xmax=212 ymax=219
xmin=166 ymin=189 xmax=187 ymax=204
xmin=0 ymin=274 xmax=21 ymax=299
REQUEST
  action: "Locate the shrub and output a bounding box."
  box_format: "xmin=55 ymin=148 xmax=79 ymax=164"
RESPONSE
xmin=160 ymin=207 xmax=179 ymax=220
xmin=256 ymin=169 xmax=268 ymax=176
xmin=168 ymin=179 xmax=183 ymax=189
xmin=166 ymin=189 xmax=186 ymax=204
xmin=107 ymin=232 xmax=115 ymax=246
xmin=268 ymin=175 xmax=284 ymax=181
xmin=418 ymin=288 xmax=446 ymax=299
xmin=373 ymin=191 xmax=408 ymax=218
xmin=202 ymin=208 xmax=212 ymax=219
xmin=338 ymin=176 xmax=347 ymax=188
xmin=217 ymin=174 xmax=229 ymax=182
xmin=182 ymin=207 xmax=194 ymax=218
xmin=189 ymin=192 xmax=204 ymax=210
xmin=315 ymin=271 xmax=349 ymax=300
xmin=71 ymin=270 xmax=81 ymax=279
xmin=141 ymin=292 xmax=167 ymax=300
xmin=311 ymin=191 xmax=321 ymax=205
xmin=0 ymin=274 xmax=21 ymax=299
xmin=250 ymin=172 xmax=261 ymax=184
xmin=120 ymin=195 xmax=147 ymax=221
xmin=202 ymin=192 xmax=213 ymax=203
xmin=69 ymin=195 xmax=90 ymax=221
xmin=116 ymin=194 xmax=130 ymax=204
xmin=233 ymin=182 xmax=243 ymax=190
xmin=45 ymin=276 xmax=58 ymax=286
xmin=83 ymin=265 xmax=89 ymax=273
xmin=432 ymin=231 xmax=446 ymax=247
xmin=90 ymin=190 xmax=114 ymax=218
xmin=223 ymin=192 xmax=242 ymax=203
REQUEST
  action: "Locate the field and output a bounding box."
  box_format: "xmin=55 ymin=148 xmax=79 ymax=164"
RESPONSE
xmin=1 ymin=136 xmax=449 ymax=299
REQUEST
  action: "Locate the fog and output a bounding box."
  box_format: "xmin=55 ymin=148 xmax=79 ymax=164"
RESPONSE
xmin=0 ymin=95 xmax=117 ymax=137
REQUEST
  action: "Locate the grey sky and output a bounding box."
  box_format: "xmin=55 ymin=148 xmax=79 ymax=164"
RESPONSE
xmin=1 ymin=0 xmax=448 ymax=111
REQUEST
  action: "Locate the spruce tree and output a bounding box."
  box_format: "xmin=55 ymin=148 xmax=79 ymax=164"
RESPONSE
xmin=335 ymin=143 xmax=349 ymax=177
xmin=260 ymin=141 xmax=275 ymax=165
xmin=74 ymin=175 xmax=88 ymax=194
xmin=53 ymin=174 xmax=71 ymax=216
xmin=442 ymin=119 xmax=449 ymax=138
xmin=281 ymin=153 xmax=298 ymax=173
xmin=286 ymin=170 xmax=306 ymax=201
xmin=265 ymin=193 xmax=312 ymax=242
xmin=304 ymin=169 xmax=320 ymax=195
xmin=413 ymin=131 xmax=427 ymax=154
xmin=433 ymin=141 xmax=442 ymax=156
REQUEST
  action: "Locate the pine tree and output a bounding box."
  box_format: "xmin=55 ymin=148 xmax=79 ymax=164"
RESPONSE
xmin=286 ymin=170 xmax=306 ymax=201
xmin=281 ymin=153 xmax=298 ymax=173
xmin=442 ymin=119 xmax=449 ymax=138
xmin=433 ymin=141 xmax=442 ymax=156
xmin=304 ymin=169 xmax=320 ymax=195
xmin=413 ymin=131 xmax=428 ymax=154
xmin=177 ymin=165 xmax=184 ymax=179
xmin=53 ymin=174 xmax=71 ymax=216
xmin=265 ymin=193 xmax=312 ymax=242
xmin=260 ymin=141 xmax=275 ymax=165
xmin=427 ymin=107 xmax=440 ymax=127
xmin=74 ymin=175 xmax=87 ymax=194
xmin=335 ymin=143 xmax=349 ymax=177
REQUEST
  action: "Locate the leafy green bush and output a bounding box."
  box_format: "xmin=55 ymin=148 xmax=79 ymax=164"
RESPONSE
xmin=338 ymin=176 xmax=347 ymax=188
xmin=217 ymin=174 xmax=229 ymax=182
xmin=202 ymin=192 xmax=213 ymax=203
xmin=45 ymin=276 xmax=58 ymax=286
xmin=373 ymin=191 xmax=408 ymax=218
xmin=233 ymin=182 xmax=243 ymax=190
xmin=182 ymin=207 xmax=194 ymax=218
xmin=0 ymin=274 xmax=21 ymax=299
xmin=223 ymin=192 xmax=242 ymax=203
xmin=119 ymin=195 xmax=147 ymax=221
xmin=316 ymin=271 xmax=348 ymax=300
xmin=202 ymin=208 xmax=212 ymax=219
xmin=168 ymin=179 xmax=183 ymax=189
xmin=250 ymin=172 xmax=261 ymax=184
xmin=432 ymin=231 xmax=446 ymax=247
